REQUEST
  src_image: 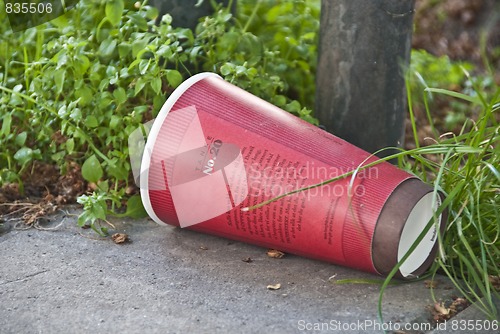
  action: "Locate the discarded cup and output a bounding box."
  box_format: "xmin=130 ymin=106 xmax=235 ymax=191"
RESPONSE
xmin=131 ymin=73 xmax=447 ymax=278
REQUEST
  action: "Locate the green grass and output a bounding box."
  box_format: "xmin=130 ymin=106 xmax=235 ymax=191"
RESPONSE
xmin=384 ymin=81 xmax=499 ymax=321
xmin=421 ymin=91 xmax=499 ymax=319
xmin=400 ymin=62 xmax=499 ymax=319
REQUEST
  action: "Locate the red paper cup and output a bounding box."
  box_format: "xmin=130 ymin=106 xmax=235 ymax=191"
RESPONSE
xmin=137 ymin=73 xmax=447 ymax=278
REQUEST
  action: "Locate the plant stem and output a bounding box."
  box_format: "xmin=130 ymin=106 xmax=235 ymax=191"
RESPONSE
xmin=242 ymin=0 xmax=262 ymax=34
xmin=406 ymin=73 xmax=419 ymax=148
xmin=242 ymin=144 xmax=482 ymax=211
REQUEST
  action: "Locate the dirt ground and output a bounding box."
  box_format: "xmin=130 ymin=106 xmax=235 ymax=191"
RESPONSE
xmin=413 ymin=0 xmax=500 ymax=68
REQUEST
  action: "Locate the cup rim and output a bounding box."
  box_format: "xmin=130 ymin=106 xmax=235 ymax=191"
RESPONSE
xmin=139 ymin=72 xmax=222 ymax=225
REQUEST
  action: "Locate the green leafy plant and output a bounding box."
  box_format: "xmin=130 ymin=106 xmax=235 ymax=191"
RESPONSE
xmin=237 ymin=0 xmax=320 ymax=110
xmin=190 ymin=0 xmax=319 ymax=122
xmin=0 ymin=0 xmax=318 ymax=226
xmin=77 ymin=192 xmax=146 ymax=235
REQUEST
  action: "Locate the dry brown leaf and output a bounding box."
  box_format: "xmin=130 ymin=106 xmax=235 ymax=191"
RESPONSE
xmin=112 ymin=233 xmax=129 ymax=244
xmin=449 ymin=297 xmax=469 ymax=313
xmin=267 ymin=249 xmax=285 ymax=259
xmin=489 ymin=275 xmax=500 ymax=290
xmin=428 ymin=296 xmax=470 ymax=323
xmin=430 ymin=302 xmax=452 ymax=323
xmin=434 ymin=302 xmax=450 ymax=315
xmin=267 ymin=283 xmax=281 ymax=290
xmin=424 ymin=280 xmax=438 ymax=289
xmin=199 ymin=246 xmax=208 ymax=250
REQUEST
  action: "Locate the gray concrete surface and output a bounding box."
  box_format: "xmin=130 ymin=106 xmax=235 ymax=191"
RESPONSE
xmin=0 ymin=207 xmax=498 ymax=334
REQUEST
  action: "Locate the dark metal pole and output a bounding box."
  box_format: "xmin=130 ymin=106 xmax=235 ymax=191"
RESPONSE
xmin=150 ymin=0 xmax=234 ymax=30
xmin=315 ymin=0 xmax=415 ymax=156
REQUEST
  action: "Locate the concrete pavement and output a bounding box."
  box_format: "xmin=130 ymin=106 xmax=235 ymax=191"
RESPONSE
xmin=0 ymin=207 xmax=498 ymax=333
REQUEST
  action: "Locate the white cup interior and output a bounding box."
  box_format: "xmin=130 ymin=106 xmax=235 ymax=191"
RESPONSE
xmin=397 ymin=192 xmax=441 ymax=277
